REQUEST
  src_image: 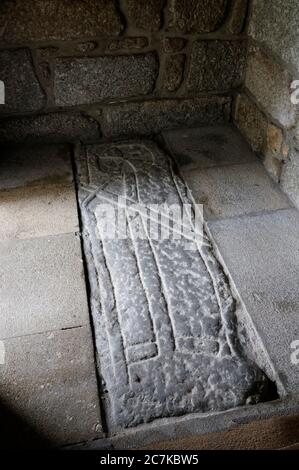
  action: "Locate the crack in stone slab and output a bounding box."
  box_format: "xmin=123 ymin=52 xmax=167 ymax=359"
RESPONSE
xmin=75 ymin=140 xmax=271 ymax=431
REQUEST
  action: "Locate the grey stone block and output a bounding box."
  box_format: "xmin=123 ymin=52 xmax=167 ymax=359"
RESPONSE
xmin=163 ymin=124 xmax=256 ymax=169
xmin=0 ymin=112 xmax=100 ymax=144
xmin=0 ymin=234 xmax=90 ymax=339
xmin=102 ymin=97 xmax=231 ymax=138
xmin=234 ymin=93 xmax=268 ymax=153
xmin=124 ymin=0 xmax=164 ymax=31
xmin=208 ymin=209 xmax=299 ymax=394
xmin=0 ymin=0 xmax=122 ymax=42
xmin=245 ymin=48 xmax=296 ymax=128
xmin=162 ymin=54 xmax=185 ymax=92
xmin=76 ymin=140 xmax=270 ymax=431
xmin=0 ymin=144 xmax=72 ymax=190
xmin=281 ymin=151 xmax=299 ymax=208
xmin=249 ymin=0 xmax=299 ymax=75
xmin=168 ymin=0 xmax=228 ymax=33
xmin=181 ymin=161 xmax=291 ymax=220
xmin=187 ymin=40 xmax=246 ymax=92
xmin=0 ymin=184 xmax=78 ymax=241
xmin=54 ymin=54 xmax=158 ymax=106
xmin=0 ymin=49 xmax=45 ymax=114
xmin=0 ymin=326 xmax=102 ymax=446
xmin=222 ymin=0 xmax=248 ymax=34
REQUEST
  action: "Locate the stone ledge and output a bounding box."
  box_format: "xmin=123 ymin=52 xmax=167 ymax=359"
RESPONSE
xmin=101 ymin=97 xmax=231 ymax=138
xmin=0 ymin=112 xmax=101 ymax=144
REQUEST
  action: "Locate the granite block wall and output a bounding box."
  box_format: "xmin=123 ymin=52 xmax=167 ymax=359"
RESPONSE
xmin=234 ymin=0 xmax=299 ymax=206
xmin=0 ymin=0 xmax=249 ymax=143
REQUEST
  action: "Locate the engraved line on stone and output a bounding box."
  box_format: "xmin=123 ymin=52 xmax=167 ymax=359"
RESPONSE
xmin=126 ymin=342 xmax=158 ymax=364
xmin=126 ymin=211 xmax=158 ymax=354
xmin=95 ymin=200 xmax=156 ymax=351
xmin=85 ymin=199 xmax=130 ymax=384
xmin=126 ymin=163 xmax=177 ymax=351
xmin=122 ymin=162 xmax=177 ymax=355
xmin=168 ymin=157 xmax=238 ymax=357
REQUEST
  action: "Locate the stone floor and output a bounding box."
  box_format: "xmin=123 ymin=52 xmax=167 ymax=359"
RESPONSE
xmin=1 ymin=124 xmax=299 ymax=448
xmin=0 ymin=144 xmax=102 ymax=448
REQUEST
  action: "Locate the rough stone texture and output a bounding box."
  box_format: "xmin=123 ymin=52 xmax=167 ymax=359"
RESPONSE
xmin=223 ymin=0 xmax=248 ymax=34
xmin=124 ymin=0 xmax=165 ymax=32
xmin=245 ymin=48 xmax=296 ymax=128
xmin=163 ymin=54 xmax=185 ymax=92
xmin=281 ymin=151 xmax=299 ymax=208
xmin=102 ymin=97 xmax=231 ymax=137
xmin=0 ymin=327 xmax=102 ymax=446
xmin=208 ymin=209 xmax=299 ymax=394
xmin=0 ymin=0 xmax=122 ymax=42
xmin=187 ymin=41 xmax=246 ymax=92
xmin=0 ymin=144 xmax=72 ymax=190
xmin=107 ymin=37 xmax=149 ymax=52
xmin=54 ymin=54 xmax=158 ymax=106
xmin=0 ymin=234 xmax=89 ymax=339
xmin=263 ymin=154 xmax=283 ymax=183
xmin=266 ymin=124 xmax=284 ymax=159
xmin=0 ymin=49 xmax=45 ymax=114
xmin=180 ymin=161 xmax=290 ymax=220
xmin=0 ymin=112 xmax=100 ymax=144
xmin=162 ymin=38 xmax=186 ymax=53
xmin=76 ymin=140 xmax=270 ymax=430
xmin=168 ymin=0 xmax=228 ymax=33
xmin=249 ymin=0 xmax=299 ymax=75
xmin=163 ymin=125 xmax=256 ymax=170
xmin=0 ymin=185 xmax=78 ymax=241
xmin=234 ymin=94 xmax=268 ymax=153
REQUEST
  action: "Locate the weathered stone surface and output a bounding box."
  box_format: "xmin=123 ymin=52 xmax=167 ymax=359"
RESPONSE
xmin=0 ymin=144 xmax=72 ymax=190
xmin=54 ymin=54 xmax=158 ymax=106
xmin=168 ymin=0 xmax=228 ymax=33
xmin=0 ymin=0 xmax=122 ymax=42
xmin=245 ymin=48 xmax=296 ymax=128
xmin=208 ymin=209 xmax=299 ymax=393
xmin=0 ymin=327 xmax=102 ymax=446
xmin=76 ymin=140 xmax=269 ymax=430
xmin=107 ymin=37 xmax=148 ymax=52
xmin=0 ymin=185 xmax=78 ymax=241
xmin=163 ymin=124 xmax=256 ymax=169
xmin=266 ymin=124 xmax=283 ymax=159
xmin=124 ymin=0 xmax=165 ymax=31
xmin=249 ymin=0 xmax=299 ymax=74
xmin=187 ymin=41 xmax=246 ymax=92
xmin=162 ymin=37 xmax=186 ymax=53
xmin=0 ymin=112 xmax=100 ymax=143
xmin=163 ymin=54 xmax=185 ymax=92
xmin=263 ymin=154 xmax=283 ymax=183
xmin=262 ymin=124 xmax=285 ymax=181
xmin=0 ymin=49 xmax=45 ymax=114
xmin=102 ymin=97 xmax=231 ymax=137
xmin=181 ymin=161 xmax=290 ymax=220
xmin=281 ymin=151 xmax=299 ymax=208
xmin=234 ymin=94 xmax=268 ymax=153
xmin=0 ymin=234 xmax=90 ymax=339
xmin=223 ymin=0 xmax=248 ymax=34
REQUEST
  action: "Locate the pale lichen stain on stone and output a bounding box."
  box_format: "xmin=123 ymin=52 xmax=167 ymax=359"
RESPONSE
xmin=76 ymin=140 xmax=271 ymax=431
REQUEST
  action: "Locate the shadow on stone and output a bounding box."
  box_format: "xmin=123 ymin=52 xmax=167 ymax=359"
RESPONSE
xmin=0 ymin=399 xmax=53 ymax=450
